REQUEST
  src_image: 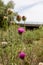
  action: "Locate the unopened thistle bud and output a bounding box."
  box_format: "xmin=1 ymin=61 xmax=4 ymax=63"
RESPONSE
xmin=16 ymin=15 xmax=21 ymax=22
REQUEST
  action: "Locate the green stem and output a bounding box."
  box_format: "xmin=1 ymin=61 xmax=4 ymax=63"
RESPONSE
xmin=9 ymin=26 xmax=14 ymax=65
xmin=1 ymin=49 xmax=5 ymax=65
xmin=24 ymin=21 xmax=25 ymax=29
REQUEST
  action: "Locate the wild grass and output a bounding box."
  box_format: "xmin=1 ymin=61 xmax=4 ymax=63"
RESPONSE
xmin=0 ymin=25 xmax=43 ymax=65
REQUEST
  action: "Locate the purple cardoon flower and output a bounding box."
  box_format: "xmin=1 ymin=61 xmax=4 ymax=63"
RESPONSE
xmin=18 ymin=27 xmax=25 ymax=34
xmin=19 ymin=51 xmax=26 ymax=59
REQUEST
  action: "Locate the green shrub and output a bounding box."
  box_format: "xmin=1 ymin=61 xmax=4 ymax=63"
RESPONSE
xmin=2 ymin=16 xmax=8 ymax=30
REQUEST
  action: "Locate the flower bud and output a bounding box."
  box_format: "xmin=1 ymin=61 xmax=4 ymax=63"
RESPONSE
xmin=22 ymin=16 xmax=26 ymax=21
xmin=16 ymin=15 xmax=21 ymax=22
xmin=7 ymin=8 xmax=13 ymax=14
xmin=3 ymin=16 xmax=8 ymax=20
xmin=1 ymin=41 xmax=8 ymax=48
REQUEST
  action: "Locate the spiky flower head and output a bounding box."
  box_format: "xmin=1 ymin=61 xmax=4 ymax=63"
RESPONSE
xmin=22 ymin=16 xmax=26 ymax=21
xmin=19 ymin=51 xmax=26 ymax=59
xmin=18 ymin=27 xmax=25 ymax=34
xmin=16 ymin=15 xmax=21 ymax=22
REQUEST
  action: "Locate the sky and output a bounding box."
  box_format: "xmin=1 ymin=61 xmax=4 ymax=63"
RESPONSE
xmin=3 ymin=0 xmax=42 ymax=11
xmin=3 ymin=0 xmax=43 ymax=23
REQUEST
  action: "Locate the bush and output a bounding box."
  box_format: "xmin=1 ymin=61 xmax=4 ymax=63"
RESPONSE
xmin=2 ymin=16 xmax=8 ymax=30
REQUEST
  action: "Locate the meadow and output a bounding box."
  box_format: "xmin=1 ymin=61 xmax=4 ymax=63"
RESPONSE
xmin=0 ymin=24 xmax=43 ymax=65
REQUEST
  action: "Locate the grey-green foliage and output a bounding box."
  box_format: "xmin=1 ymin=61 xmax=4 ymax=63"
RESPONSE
xmin=0 ymin=0 xmax=16 ymax=30
xmin=6 ymin=1 xmax=15 ymax=9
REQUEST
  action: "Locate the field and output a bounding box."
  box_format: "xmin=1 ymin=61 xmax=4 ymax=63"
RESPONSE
xmin=0 ymin=24 xmax=43 ymax=65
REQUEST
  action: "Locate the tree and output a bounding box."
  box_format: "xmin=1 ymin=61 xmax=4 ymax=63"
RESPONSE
xmin=0 ymin=0 xmax=16 ymax=30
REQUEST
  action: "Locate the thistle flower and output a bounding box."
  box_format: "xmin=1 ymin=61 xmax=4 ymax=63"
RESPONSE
xmin=16 ymin=15 xmax=21 ymax=22
xmin=2 ymin=41 xmax=8 ymax=45
xmin=39 ymin=62 xmax=43 ymax=65
xmin=22 ymin=16 xmax=26 ymax=21
xmin=9 ymin=21 xmax=14 ymax=25
xmin=7 ymin=8 xmax=13 ymax=14
xmin=19 ymin=51 xmax=26 ymax=59
xmin=18 ymin=27 xmax=25 ymax=34
xmin=3 ymin=16 xmax=8 ymax=20
xmin=1 ymin=41 xmax=8 ymax=48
